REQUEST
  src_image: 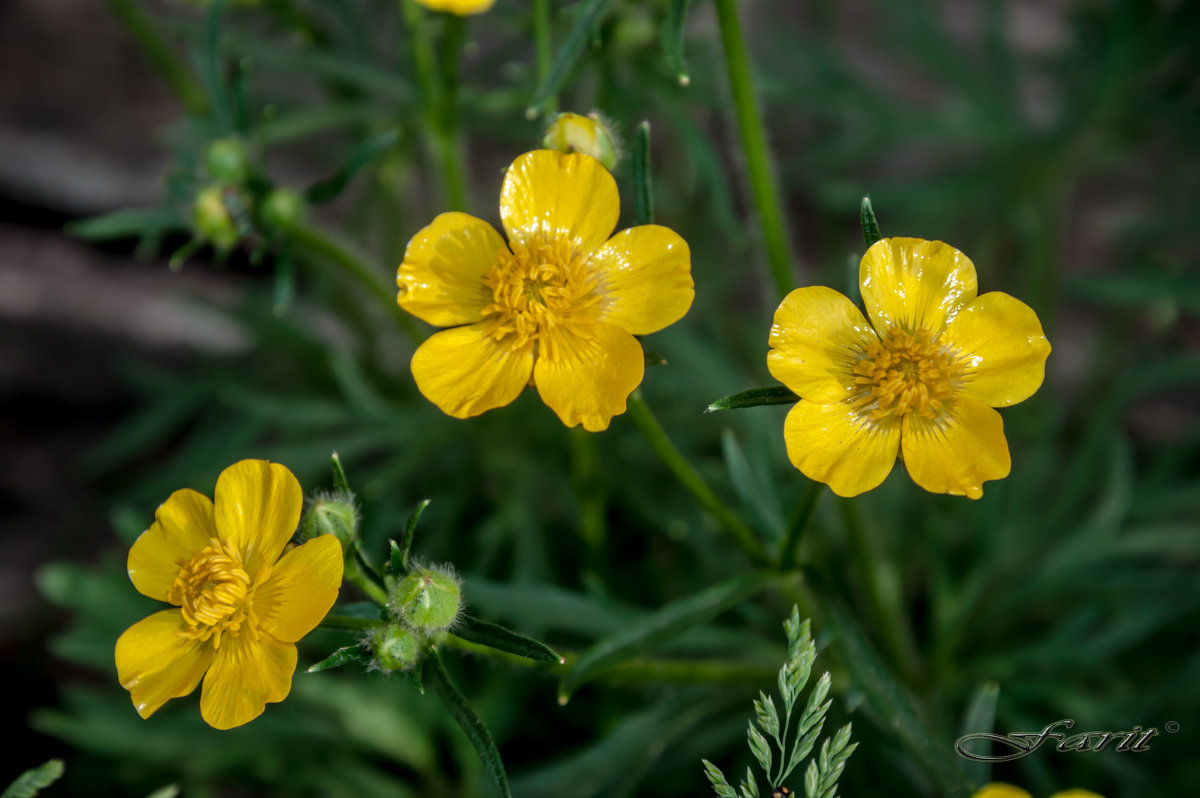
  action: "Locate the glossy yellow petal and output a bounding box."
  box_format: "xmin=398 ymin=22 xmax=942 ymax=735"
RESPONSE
xmin=115 ymin=609 xmax=213 ymax=719
xmin=254 ymin=535 xmax=343 ymax=643
xmin=127 ymin=488 xmax=215 ymax=602
xmin=944 ymin=292 xmax=1051 ymax=408
xmin=500 ymin=150 xmax=618 ymax=256
xmin=1048 ymin=791 xmax=1105 ymax=798
xmin=589 ymin=225 xmax=694 ymax=335
xmin=782 ymin=400 xmax=900 ymax=497
xmin=397 ymin=212 xmax=506 ymax=327
xmin=902 ymin=398 xmax=1010 ymax=499
xmin=767 ymin=286 xmax=877 ymax=403
xmin=199 ymin=634 xmax=297 ymax=730
xmin=534 ymin=322 xmax=643 ymax=432
xmin=214 ymin=460 xmax=303 ymax=579
xmin=860 ymin=238 xmax=978 ymax=336
xmin=414 ymin=0 xmax=494 ymax=14
xmin=411 ymin=322 xmax=535 ymax=419
xmin=971 ymin=786 xmax=1033 ymax=798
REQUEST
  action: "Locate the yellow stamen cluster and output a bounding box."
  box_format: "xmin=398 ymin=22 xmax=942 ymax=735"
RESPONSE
xmin=168 ymin=538 xmax=262 ymax=648
xmin=481 ymin=236 xmax=601 ymax=355
xmin=852 ymin=327 xmax=960 ymax=421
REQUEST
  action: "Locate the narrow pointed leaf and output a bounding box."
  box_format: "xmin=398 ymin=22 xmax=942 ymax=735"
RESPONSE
xmin=860 ymin=196 xmax=881 ymax=247
xmin=305 ymin=128 xmax=400 ymax=203
xmin=425 ymin=652 xmax=511 ymax=798
xmin=66 ymin=208 xmax=187 ymax=241
xmin=454 ymin=616 xmax=563 ymax=664
xmin=307 ymin=644 xmax=368 ymax=673
xmin=661 ymin=0 xmax=692 ymax=85
xmin=396 ymin=498 xmax=430 ymax=573
xmin=633 ymin=121 xmax=653 ymax=225
xmin=958 ymin=682 xmax=999 ymax=785
xmin=707 ymin=387 xmax=799 ymax=412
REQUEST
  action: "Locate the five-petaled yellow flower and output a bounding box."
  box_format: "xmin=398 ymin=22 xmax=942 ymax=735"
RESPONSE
xmin=115 ymin=460 xmax=343 ymax=729
xmin=973 ymin=785 xmax=1104 ymax=798
xmin=397 ymin=149 xmax=694 ymax=431
xmin=414 ymin=0 xmax=494 ymax=16
xmin=768 ymin=238 xmax=1051 ymax=498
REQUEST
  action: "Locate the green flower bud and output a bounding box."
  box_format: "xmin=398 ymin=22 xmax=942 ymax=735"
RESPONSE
xmin=204 ymin=137 xmax=250 ymax=185
xmin=260 ymin=188 xmax=305 ymax=232
xmin=193 ymin=186 xmax=239 ymax=252
xmin=299 ymin=491 xmax=358 ymax=551
xmin=390 ymin=565 xmax=463 ymax=632
xmin=370 ymin=625 xmax=422 ymax=673
xmin=543 ymin=112 xmax=620 ymax=171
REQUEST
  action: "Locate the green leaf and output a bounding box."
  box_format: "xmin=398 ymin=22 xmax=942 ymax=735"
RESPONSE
xmin=305 ymin=128 xmax=400 ymax=203
xmin=526 ymin=0 xmax=616 ymax=117
xmin=661 ymin=0 xmax=693 ymax=85
xmin=2 ymin=760 xmax=64 ymax=798
xmin=753 ymin=691 xmax=780 ymax=739
xmin=633 ymin=121 xmax=653 ymax=226
xmin=559 ymin=573 xmax=775 ymax=700
xmin=452 ymin=616 xmax=563 ymax=664
xmin=307 ymin=644 xmax=369 ymax=673
xmin=958 ymin=681 xmax=999 ymax=787
xmin=860 ymin=196 xmax=881 ymax=247
xmin=707 ymin=387 xmax=799 ymax=413
xmin=424 ymin=652 xmax=511 ymax=798
xmin=331 ymin=451 xmax=352 ymax=494
xmin=722 ymin=429 xmax=786 ymax=542
xmin=65 ymin=207 xmax=187 ymax=242
xmin=394 ymin=499 xmax=430 ymax=574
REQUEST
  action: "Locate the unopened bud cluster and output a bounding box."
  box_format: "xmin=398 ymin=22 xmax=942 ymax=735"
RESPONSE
xmin=368 ymin=564 xmax=464 ymax=673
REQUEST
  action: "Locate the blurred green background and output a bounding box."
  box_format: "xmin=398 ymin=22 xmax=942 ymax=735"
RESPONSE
xmin=2 ymin=0 xmax=1197 ymax=796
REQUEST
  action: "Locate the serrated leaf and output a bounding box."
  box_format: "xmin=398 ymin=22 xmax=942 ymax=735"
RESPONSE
xmin=306 ymin=644 xmax=368 ymax=673
xmin=746 ymin=721 xmax=772 ymax=776
xmin=754 ymin=691 xmax=780 ymax=739
xmin=739 ymin=765 xmax=759 ymax=798
xmin=453 ymin=616 xmax=563 ymax=664
xmin=785 ymin=719 xmax=824 ymax=776
xmin=424 ymin=653 xmax=510 ymax=798
xmin=801 ymin=673 xmax=831 ymax=723
xmin=707 ymin=386 xmax=799 ymax=412
xmin=803 ymin=760 xmax=818 ymax=798
xmin=702 ymin=759 xmax=738 ymax=798
xmin=2 ymin=760 xmax=64 ymax=798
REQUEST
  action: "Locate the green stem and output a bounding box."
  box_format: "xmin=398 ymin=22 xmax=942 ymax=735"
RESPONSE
xmin=284 ymin=222 xmax=421 ymax=344
xmin=533 ymin=0 xmax=555 ymax=112
xmin=713 ymin=0 xmax=795 ymax=299
xmin=838 ymin=498 xmax=921 ymax=683
xmin=343 ymin=554 xmax=390 ymax=606
xmin=777 ymin=481 xmax=822 ymax=569
xmin=402 ymin=0 xmax=469 ymax=211
xmin=625 ymin=390 xmax=767 ymax=564
xmin=319 ymin=614 xmax=384 ymax=631
xmin=104 ymin=0 xmax=208 ymax=114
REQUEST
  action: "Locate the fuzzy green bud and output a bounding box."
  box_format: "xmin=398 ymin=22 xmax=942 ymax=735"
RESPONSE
xmin=194 ymin=186 xmax=239 ymax=252
xmin=390 ymin=566 xmax=462 ymax=632
xmin=371 ymin=625 xmax=422 ymax=672
xmin=543 ymin=112 xmax=619 ymax=171
xmin=260 ymin=188 xmax=305 ymax=232
xmin=204 ymin=137 xmax=250 ymax=185
xmin=299 ymin=491 xmax=358 ymax=551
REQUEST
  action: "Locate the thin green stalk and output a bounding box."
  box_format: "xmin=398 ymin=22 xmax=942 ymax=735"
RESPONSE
xmin=284 ymin=222 xmax=421 ymax=344
xmin=777 ymin=480 xmax=822 ymax=569
xmin=570 ymin=426 xmax=607 ymax=552
xmin=343 ymin=554 xmax=390 ymax=606
xmin=625 ymin=390 xmax=767 ymax=564
xmin=838 ymin=498 xmax=921 ymax=683
xmin=402 ymin=0 xmax=469 ymax=211
xmin=713 ymin=0 xmax=795 ymax=299
xmin=104 ymin=0 xmax=208 ymax=114
xmin=533 ymin=0 xmax=555 ymax=112
xmin=319 ymin=614 xmax=384 ymax=631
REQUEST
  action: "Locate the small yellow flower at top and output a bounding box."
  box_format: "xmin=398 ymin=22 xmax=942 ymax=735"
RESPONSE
xmin=397 ymin=149 xmax=694 ymax=431
xmin=115 ymin=460 xmax=344 ymax=729
xmin=413 ymin=0 xmax=494 ymax=15
xmin=543 ymin=112 xmax=620 ymax=170
xmin=973 ymin=784 xmax=1105 ymax=798
xmin=767 ymin=238 xmax=1051 ymax=498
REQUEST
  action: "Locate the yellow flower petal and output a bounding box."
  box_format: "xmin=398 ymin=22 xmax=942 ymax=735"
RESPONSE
xmin=971 ymin=786 xmax=1033 ymax=798
xmin=1049 ymin=791 xmax=1105 ymax=798
xmin=782 ymin=400 xmax=900 ymax=497
xmin=397 ymin=212 xmax=506 ymax=326
xmin=127 ymin=488 xmax=215 ymax=602
xmin=860 ymin=238 xmax=978 ymax=336
xmin=199 ymin=634 xmax=297 ymax=730
xmin=214 ymin=460 xmax=303 ymax=578
xmin=901 ymin=398 xmax=1010 ymax=499
xmin=534 ymin=322 xmax=643 ymax=432
xmin=589 ymin=225 xmax=694 ymax=335
xmin=115 ymin=609 xmax=213 ymax=719
xmin=411 ymin=322 xmax=535 ymax=419
xmin=767 ymin=286 xmax=878 ymax=403
xmin=414 ymin=0 xmax=494 ymax=14
xmin=254 ymin=534 xmax=343 ymax=643
xmin=945 ymin=291 xmax=1051 ymax=408
xmin=500 ymin=150 xmax=618 ymax=256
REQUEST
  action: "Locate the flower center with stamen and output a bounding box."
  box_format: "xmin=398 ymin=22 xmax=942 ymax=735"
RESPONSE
xmin=481 ymin=236 xmax=601 ymax=351
xmin=852 ymin=327 xmax=961 ymax=421
xmin=168 ymin=537 xmax=262 ymax=648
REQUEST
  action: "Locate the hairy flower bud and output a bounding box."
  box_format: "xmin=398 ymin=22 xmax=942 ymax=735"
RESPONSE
xmin=204 ymin=137 xmax=250 ymax=185
xmin=390 ymin=565 xmax=463 ymax=632
xmin=194 ymin=186 xmax=239 ymax=252
xmin=299 ymin=491 xmax=358 ymax=551
xmin=370 ymin=625 xmax=422 ymax=673
xmin=543 ymin=112 xmax=619 ymax=171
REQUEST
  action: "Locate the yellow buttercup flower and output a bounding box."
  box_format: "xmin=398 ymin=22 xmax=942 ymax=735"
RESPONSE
xmin=973 ymin=784 xmax=1105 ymax=798
xmin=397 ymin=149 xmax=694 ymax=431
xmin=767 ymin=238 xmax=1050 ymax=499
xmin=414 ymin=0 xmax=494 ymax=15
xmin=115 ymin=460 xmax=343 ymax=730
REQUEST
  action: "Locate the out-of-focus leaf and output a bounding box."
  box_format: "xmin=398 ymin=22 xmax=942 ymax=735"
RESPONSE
xmin=661 ymin=0 xmax=692 ymax=85
xmin=305 ymin=128 xmax=400 ymax=203
xmin=66 ymin=208 xmax=188 ymax=241
xmin=527 ymin=0 xmax=616 ymax=117
xmin=1 ymin=760 xmax=64 ymax=798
